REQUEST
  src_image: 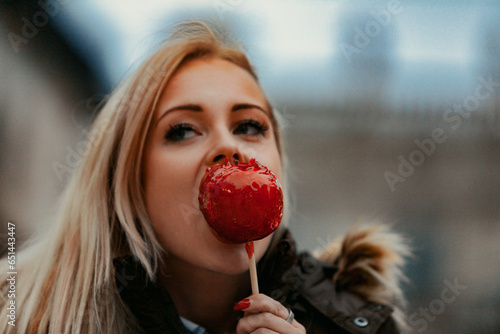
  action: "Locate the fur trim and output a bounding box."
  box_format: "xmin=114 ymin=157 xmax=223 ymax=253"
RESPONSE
xmin=315 ymin=224 xmax=411 ymax=332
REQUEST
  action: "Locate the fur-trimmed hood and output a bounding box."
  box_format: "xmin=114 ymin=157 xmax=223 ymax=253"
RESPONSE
xmin=315 ymin=224 xmax=412 ymax=332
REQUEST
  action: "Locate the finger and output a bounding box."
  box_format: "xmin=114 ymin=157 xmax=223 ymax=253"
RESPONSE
xmin=237 ymin=328 xmax=278 ymax=334
xmin=291 ymin=319 xmax=306 ymax=332
xmin=234 ymin=294 xmax=305 ymax=333
xmin=236 ymin=311 xmax=295 ymax=334
xmin=234 ymin=294 xmax=289 ymax=320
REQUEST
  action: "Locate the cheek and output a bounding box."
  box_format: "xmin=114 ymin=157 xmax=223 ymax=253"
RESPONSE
xmin=144 ymin=146 xmax=190 ymax=196
xmin=143 ymin=173 xmax=199 ymax=253
xmin=144 ymin=165 xmax=197 ymax=220
xmin=143 ymin=151 xmax=178 ymax=222
xmin=143 ymin=149 xmax=205 ymax=239
xmin=265 ymin=132 xmax=282 ymax=180
xmin=266 ymin=145 xmax=283 ymax=183
xmin=144 ymin=153 xmax=169 ymax=206
xmin=253 ymin=235 xmax=273 ymax=261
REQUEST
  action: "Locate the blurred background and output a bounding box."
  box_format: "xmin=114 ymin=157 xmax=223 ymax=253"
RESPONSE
xmin=1 ymin=0 xmax=499 ymax=332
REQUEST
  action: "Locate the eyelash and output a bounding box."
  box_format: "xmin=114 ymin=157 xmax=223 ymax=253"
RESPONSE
xmin=234 ymin=119 xmax=269 ymax=136
xmin=164 ymin=120 xmax=269 ymax=143
xmin=164 ymin=123 xmax=195 ymax=142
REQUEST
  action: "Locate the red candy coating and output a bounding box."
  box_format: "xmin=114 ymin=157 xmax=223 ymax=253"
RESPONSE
xmin=198 ymin=159 xmax=283 ymax=244
xmin=245 ymin=242 xmax=254 ymax=259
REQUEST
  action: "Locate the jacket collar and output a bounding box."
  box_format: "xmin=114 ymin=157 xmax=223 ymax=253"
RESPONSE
xmin=113 ymin=256 xmax=189 ymax=333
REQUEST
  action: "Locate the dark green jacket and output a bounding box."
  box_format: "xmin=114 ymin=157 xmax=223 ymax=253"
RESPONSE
xmin=114 ymin=228 xmax=406 ymax=333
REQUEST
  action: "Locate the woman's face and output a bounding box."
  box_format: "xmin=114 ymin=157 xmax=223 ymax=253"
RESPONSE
xmin=143 ymin=57 xmax=282 ymax=275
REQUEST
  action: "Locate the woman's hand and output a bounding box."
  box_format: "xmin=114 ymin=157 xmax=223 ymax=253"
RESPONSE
xmin=234 ymin=294 xmax=306 ymax=334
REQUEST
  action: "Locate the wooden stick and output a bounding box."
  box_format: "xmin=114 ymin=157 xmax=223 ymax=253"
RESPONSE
xmin=249 ymin=252 xmax=259 ymax=295
xmin=246 ymin=241 xmax=259 ymax=295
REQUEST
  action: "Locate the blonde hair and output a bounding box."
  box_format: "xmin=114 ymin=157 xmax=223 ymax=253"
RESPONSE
xmin=0 ymin=21 xmax=284 ymax=333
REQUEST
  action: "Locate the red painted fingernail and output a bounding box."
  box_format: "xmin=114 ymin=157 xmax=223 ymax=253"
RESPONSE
xmin=233 ymin=298 xmax=251 ymax=311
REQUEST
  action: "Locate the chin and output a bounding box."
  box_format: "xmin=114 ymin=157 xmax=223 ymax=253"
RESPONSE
xmin=199 ymin=233 xmax=272 ymax=275
xmin=204 ymin=245 xmax=251 ymax=275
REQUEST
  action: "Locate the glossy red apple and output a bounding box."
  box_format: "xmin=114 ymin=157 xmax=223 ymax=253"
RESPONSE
xmin=198 ymin=158 xmax=283 ymax=244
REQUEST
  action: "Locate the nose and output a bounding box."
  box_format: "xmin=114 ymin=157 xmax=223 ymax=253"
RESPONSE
xmin=210 ymin=143 xmax=248 ymax=166
xmin=213 ymin=153 xmax=241 ymax=165
xmin=206 ymin=130 xmax=249 ymax=166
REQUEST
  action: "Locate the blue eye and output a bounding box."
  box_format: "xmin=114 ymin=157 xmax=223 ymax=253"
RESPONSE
xmin=234 ymin=120 xmax=269 ymax=136
xmin=164 ymin=124 xmax=197 ymax=142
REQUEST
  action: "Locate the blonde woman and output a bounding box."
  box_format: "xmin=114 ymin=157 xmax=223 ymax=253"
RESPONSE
xmin=0 ymin=22 xmax=410 ymax=333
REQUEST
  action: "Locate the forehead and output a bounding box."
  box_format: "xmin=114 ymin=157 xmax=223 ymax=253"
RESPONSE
xmin=156 ymin=57 xmax=268 ymax=110
xmin=171 ymin=57 xmax=256 ymax=86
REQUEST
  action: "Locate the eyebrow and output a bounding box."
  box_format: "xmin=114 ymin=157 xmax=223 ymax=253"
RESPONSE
xmin=231 ymin=103 xmax=268 ymax=114
xmin=157 ymin=103 xmax=269 ymax=124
